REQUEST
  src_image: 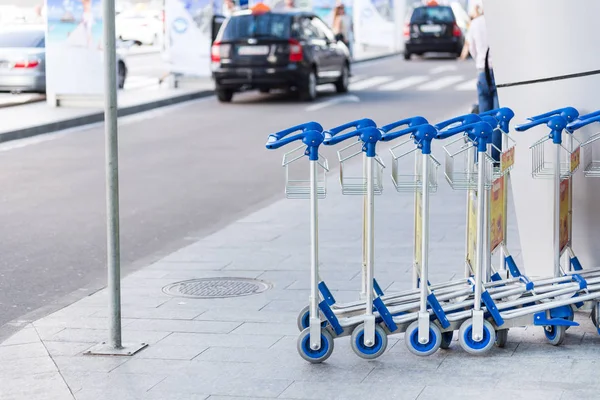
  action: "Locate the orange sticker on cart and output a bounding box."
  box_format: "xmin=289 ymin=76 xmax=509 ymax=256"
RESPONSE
xmin=501 ymin=146 xmax=515 ymax=173
xmin=559 ymin=179 xmax=570 ymax=253
xmin=466 ymin=190 xmax=478 ymax=268
xmin=571 ymin=146 xmax=580 ymax=173
xmin=490 ymin=176 xmax=505 ymax=253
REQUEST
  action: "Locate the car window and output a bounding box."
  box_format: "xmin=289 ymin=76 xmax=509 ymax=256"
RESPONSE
xmin=0 ymin=30 xmax=44 ymax=48
xmin=297 ymin=17 xmax=320 ymax=40
xmin=220 ymin=13 xmax=291 ymax=40
xmin=310 ymin=17 xmax=335 ymax=42
xmin=410 ymin=6 xmax=455 ymax=23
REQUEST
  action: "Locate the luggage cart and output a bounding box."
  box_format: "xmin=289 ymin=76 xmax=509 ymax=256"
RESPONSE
xmin=265 ymin=122 xmax=336 ymax=363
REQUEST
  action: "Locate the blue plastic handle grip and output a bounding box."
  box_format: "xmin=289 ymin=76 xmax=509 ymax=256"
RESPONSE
xmin=527 ymin=107 xmax=579 ymax=123
xmin=325 ymin=118 xmax=376 ymax=137
xmin=324 ymin=126 xmax=382 ymax=157
xmin=381 ymin=123 xmax=437 ymax=155
xmin=437 ymin=121 xmax=494 ymax=152
xmin=567 ymin=113 xmax=600 ymax=132
xmin=578 ymin=109 xmax=600 ymax=120
xmin=266 ymin=122 xmax=324 ymax=161
xmin=479 ymin=107 xmax=515 ymax=133
xmin=379 ymin=116 xmax=428 ymax=136
xmin=515 ymin=115 xmax=567 ymax=144
xmin=434 ymin=113 xmax=481 ymax=131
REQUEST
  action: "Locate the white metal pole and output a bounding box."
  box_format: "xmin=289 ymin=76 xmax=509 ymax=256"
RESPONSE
xmin=103 ymin=0 xmax=122 ymax=350
xmin=309 ymin=159 xmax=321 ymax=350
xmin=418 ymin=152 xmax=430 ymax=344
xmin=363 ymin=155 xmax=375 ymax=346
xmin=554 ymin=141 xmax=561 ymax=277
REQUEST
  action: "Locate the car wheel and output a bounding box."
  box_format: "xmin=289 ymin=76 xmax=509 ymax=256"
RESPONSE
xmin=118 ymin=62 xmax=126 ymax=89
xmin=335 ymin=63 xmax=349 ymax=93
xmin=217 ymin=88 xmax=234 ymax=103
xmin=404 ymin=52 xmax=411 ymax=60
xmin=300 ymin=69 xmax=317 ymax=102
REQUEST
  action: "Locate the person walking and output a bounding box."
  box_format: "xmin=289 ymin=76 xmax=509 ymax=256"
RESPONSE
xmin=466 ymin=5 xmax=501 ymax=162
xmin=331 ymin=2 xmax=353 ymax=57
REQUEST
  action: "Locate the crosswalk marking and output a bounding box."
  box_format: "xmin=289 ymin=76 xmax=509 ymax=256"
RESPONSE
xmin=430 ymin=65 xmax=458 ymax=74
xmin=350 ymin=76 xmax=393 ymax=91
xmin=417 ymin=75 xmax=464 ymax=91
xmin=455 ymin=78 xmax=477 ymax=91
xmin=378 ymin=76 xmax=429 ymax=91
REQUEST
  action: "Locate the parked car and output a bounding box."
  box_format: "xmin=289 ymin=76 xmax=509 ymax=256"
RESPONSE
xmin=403 ymin=3 xmax=465 ymax=60
xmin=211 ymin=6 xmax=351 ymax=103
xmin=116 ymin=10 xmax=163 ymax=46
xmin=0 ymin=25 xmax=128 ymax=93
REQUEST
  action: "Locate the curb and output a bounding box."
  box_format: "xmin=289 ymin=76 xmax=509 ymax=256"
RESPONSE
xmin=0 ymin=89 xmax=214 ymax=144
xmin=0 ymin=52 xmax=400 ymax=144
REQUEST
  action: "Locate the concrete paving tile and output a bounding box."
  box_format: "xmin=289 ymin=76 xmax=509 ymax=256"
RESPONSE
xmin=158 ymin=297 xmax=271 ymax=311
xmin=74 ymin=390 xmax=210 ymax=400
xmin=194 ymin=346 xmax=297 ymax=364
xmin=34 ymin=316 xmax=129 ymax=331
xmin=0 ymin=372 xmax=73 ymax=400
xmin=1 ymin=326 xmax=41 ymax=346
xmin=110 ymin=359 xmax=196 ymax=375
xmin=145 ymin=261 xmax=232 ymax=271
xmin=150 ymin=375 xmax=293 ymax=398
xmin=0 ymin=355 xmax=57 ymax=376
xmin=92 ymin=307 xmax=207 ymax=320
xmin=194 ymin=309 xmax=298 ymax=324
xmin=418 ymin=386 xmax=563 ymax=400
xmin=561 ymin=389 xmax=600 ymax=400
xmin=62 ymin=371 xmax=166 ymax=394
xmin=157 ymin=332 xmax=283 ymax=349
xmin=136 ymin=343 xmax=208 ymax=360
xmin=44 ymin=341 xmax=96 ymax=357
xmin=229 ymin=322 xmax=298 ymax=336
xmin=53 ymin=355 xmax=130 ymax=373
xmin=207 ymin=397 xmax=284 ymax=400
xmin=125 ymin=319 xmax=241 ymax=334
xmin=49 ymin=328 xmax=171 ymax=345
xmin=279 ymin=381 xmax=423 ymax=400
xmin=0 ymin=341 xmax=49 ymax=360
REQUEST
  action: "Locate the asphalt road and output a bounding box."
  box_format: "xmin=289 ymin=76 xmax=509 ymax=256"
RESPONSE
xmin=0 ymin=55 xmax=477 ymax=338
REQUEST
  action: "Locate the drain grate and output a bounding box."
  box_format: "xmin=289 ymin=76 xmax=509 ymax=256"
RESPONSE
xmin=162 ymin=277 xmax=272 ymax=299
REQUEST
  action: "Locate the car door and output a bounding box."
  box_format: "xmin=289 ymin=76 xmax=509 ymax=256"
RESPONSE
xmin=310 ymin=17 xmax=345 ymax=81
xmin=297 ymin=16 xmax=331 ymax=80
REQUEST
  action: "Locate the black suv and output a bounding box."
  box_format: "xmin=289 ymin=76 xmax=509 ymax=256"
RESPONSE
xmin=211 ymin=8 xmax=351 ymax=102
xmin=404 ymin=4 xmax=464 ymax=60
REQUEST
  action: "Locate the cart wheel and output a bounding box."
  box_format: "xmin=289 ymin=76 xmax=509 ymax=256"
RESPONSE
xmin=565 ymin=312 xmax=574 ymax=331
xmin=297 ymin=305 xmax=327 ymax=331
xmin=405 ymin=321 xmax=442 ymax=357
xmin=440 ymin=331 xmax=453 ymax=350
xmin=297 ymin=327 xmax=334 ymax=364
xmin=592 ymin=304 xmax=599 ymax=328
xmin=350 ymin=323 xmax=388 ymax=360
xmin=495 ymin=329 xmax=509 ymax=348
xmin=544 ymin=325 xmax=566 ymax=346
xmin=458 ymin=318 xmax=496 ymax=355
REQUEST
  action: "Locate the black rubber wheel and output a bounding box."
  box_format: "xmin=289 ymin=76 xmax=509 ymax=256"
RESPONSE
xmin=217 ymin=88 xmax=234 ymax=103
xmin=335 ymin=64 xmax=349 ymax=93
xmin=404 ymin=52 xmax=411 ymax=60
xmin=299 ymin=69 xmax=317 ymax=102
xmin=117 ymin=62 xmax=126 ymax=89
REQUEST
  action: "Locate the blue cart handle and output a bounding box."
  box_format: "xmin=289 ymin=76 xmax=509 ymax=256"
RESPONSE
xmin=567 ymin=112 xmax=600 ymax=132
xmin=479 ymin=107 xmax=515 ymax=133
xmin=577 ymin=109 xmax=600 ymax=121
xmin=265 ymin=122 xmax=324 ymax=161
xmin=324 ymin=126 xmax=382 ymax=157
xmin=381 ymin=123 xmax=437 ymax=155
xmin=527 ymin=107 xmax=579 ymax=123
xmin=515 ymin=115 xmax=567 ymax=144
xmin=434 ymin=113 xmax=481 ymax=131
xmin=379 ymin=116 xmax=428 ymax=138
xmin=437 ymin=121 xmax=494 ymax=152
xmin=325 ymin=118 xmax=377 ymax=137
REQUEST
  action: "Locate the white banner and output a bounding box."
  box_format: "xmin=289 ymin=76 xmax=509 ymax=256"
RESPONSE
xmin=165 ymin=0 xmax=217 ymax=77
xmin=45 ymin=0 xmax=104 ymax=99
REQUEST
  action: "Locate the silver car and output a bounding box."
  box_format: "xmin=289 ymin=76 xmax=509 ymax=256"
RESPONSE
xmin=0 ymin=25 xmax=128 ymax=93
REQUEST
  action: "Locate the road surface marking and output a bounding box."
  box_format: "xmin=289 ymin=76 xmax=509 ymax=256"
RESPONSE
xmin=305 ymin=94 xmax=360 ymax=112
xmin=455 ymin=78 xmax=477 ymax=91
xmin=350 ymin=76 xmax=393 ymax=91
xmin=378 ymin=76 xmax=429 ymax=91
xmin=418 ymin=75 xmax=464 ymax=91
xmin=430 ymin=65 xmax=458 ymax=74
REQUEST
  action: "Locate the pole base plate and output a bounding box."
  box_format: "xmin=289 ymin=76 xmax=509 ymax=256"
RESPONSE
xmin=84 ymin=342 xmax=148 ymax=357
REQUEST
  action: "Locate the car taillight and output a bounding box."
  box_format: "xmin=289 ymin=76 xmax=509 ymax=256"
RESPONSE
xmin=403 ymin=23 xmax=410 ymax=37
xmin=453 ymin=23 xmax=461 ymax=37
xmin=13 ymin=59 xmax=39 ymax=69
xmin=211 ymin=42 xmax=221 ymax=62
xmin=289 ymin=39 xmax=303 ymax=62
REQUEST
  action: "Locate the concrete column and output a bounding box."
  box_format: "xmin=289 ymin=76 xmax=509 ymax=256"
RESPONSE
xmin=484 ymin=0 xmax=600 ymax=277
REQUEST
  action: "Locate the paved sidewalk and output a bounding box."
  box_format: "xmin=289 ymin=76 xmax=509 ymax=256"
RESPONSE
xmin=1 ymin=142 xmax=599 ymax=400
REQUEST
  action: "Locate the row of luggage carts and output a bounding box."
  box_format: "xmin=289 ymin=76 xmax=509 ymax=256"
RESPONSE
xmin=265 ymin=106 xmax=600 ymax=363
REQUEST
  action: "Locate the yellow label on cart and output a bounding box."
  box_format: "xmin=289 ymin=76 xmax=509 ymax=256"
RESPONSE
xmin=414 ymin=190 xmax=422 ymax=270
xmin=571 ymin=146 xmax=581 ymax=173
xmin=501 ymin=146 xmax=515 ymax=173
xmin=490 ymin=176 xmax=505 ymax=253
xmin=559 ymin=179 xmax=570 ymax=252
xmin=466 ymin=190 xmax=478 ymax=268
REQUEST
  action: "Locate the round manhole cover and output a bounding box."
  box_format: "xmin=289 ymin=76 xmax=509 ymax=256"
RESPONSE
xmin=162 ymin=278 xmax=272 ymax=299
